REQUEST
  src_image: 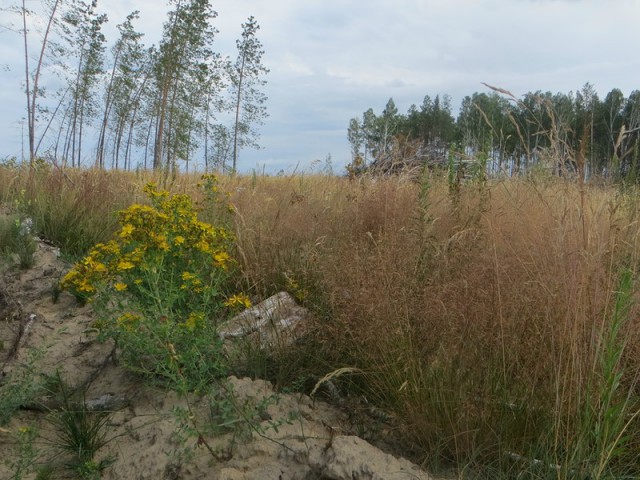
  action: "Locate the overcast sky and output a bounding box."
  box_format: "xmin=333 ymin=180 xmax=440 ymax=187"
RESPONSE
xmin=2 ymin=0 xmax=640 ymax=173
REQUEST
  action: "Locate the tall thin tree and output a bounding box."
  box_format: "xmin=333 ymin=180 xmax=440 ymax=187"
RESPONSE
xmin=20 ymin=0 xmax=61 ymax=163
xmin=152 ymin=0 xmax=217 ymax=172
xmin=59 ymin=1 xmax=107 ymax=167
xmin=96 ymin=11 xmax=143 ymax=168
xmin=228 ymin=16 xmax=268 ymax=172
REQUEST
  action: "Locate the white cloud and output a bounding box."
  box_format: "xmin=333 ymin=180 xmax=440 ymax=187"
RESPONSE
xmin=2 ymin=0 xmax=640 ymax=172
xmin=271 ymin=52 xmax=315 ymax=77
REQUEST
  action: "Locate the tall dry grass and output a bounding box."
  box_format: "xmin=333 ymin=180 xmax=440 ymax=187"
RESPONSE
xmin=2 ymin=162 xmax=640 ymax=477
xmin=228 ymin=171 xmax=640 ymax=477
xmin=0 ymin=165 xmax=142 ymax=256
xmin=0 ymin=164 xmax=218 ymax=257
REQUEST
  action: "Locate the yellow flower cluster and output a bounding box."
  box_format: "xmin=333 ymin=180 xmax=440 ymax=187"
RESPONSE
xmin=58 ymin=180 xmax=257 ymax=388
xmin=61 ymin=183 xmax=235 ymax=302
xmin=60 ymin=240 xmax=122 ymax=298
xmin=197 ymin=173 xmax=220 ymax=196
xmin=284 ymin=272 xmax=310 ymax=303
xmin=183 ymin=311 xmax=205 ymax=331
xmin=224 ymin=294 xmax=252 ymax=309
xmin=116 ymin=312 xmax=142 ymax=332
xmin=180 ymin=270 xmax=204 ymax=293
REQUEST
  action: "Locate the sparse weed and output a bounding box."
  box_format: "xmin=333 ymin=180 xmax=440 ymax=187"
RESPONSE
xmin=42 ymin=374 xmax=115 ymax=479
xmin=0 ymin=214 xmax=37 ymax=270
xmin=0 ymin=348 xmax=47 ymax=425
xmin=5 ymin=426 xmax=39 ymax=480
xmin=165 ymin=378 xmax=294 ymax=465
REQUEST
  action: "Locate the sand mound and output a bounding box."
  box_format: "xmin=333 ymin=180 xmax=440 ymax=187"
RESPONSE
xmin=0 ymin=241 xmax=438 ymax=480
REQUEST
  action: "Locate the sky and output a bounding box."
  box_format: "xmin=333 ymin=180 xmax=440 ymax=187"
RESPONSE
xmin=2 ymin=0 xmax=640 ymax=174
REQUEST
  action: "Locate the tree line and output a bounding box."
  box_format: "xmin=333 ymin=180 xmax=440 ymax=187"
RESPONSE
xmin=348 ymin=83 xmax=640 ymax=180
xmin=9 ymin=0 xmax=268 ymax=172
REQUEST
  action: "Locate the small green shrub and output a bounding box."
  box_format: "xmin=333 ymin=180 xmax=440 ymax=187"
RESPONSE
xmin=0 ymin=214 xmax=37 ymax=270
xmin=169 ymin=379 xmax=295 ymax=463
xmin=5 ymin=426 xmax=39 ymax=480
xmin=60 ymin=178 xmax=250 ymax=391
xmin=44 ymin=376 xmax=114 ymax=480
xmin=0 ymin=348 xmax=47 ymax=425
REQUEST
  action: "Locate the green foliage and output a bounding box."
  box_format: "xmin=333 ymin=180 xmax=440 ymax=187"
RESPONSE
xmin=348 ymin=94 xmax=456 ymax=172
xmin=228 ymin=15 xmax=269 ymax=172
xmin=96 ymin=10 xmax=146 ymax=170
xmin=575 ymin=268 xmax=639 ymax=479
xmin=44 ymin=376 xmax=114 ymax=480
xmin=153 ymin=0 xmax=219 ymax=171
xmin=59 ymin=1 xmax=108 ymax=168
xmin=169 ymin=379 xmax=294 ymax=463
xmin=447 ymin=145 xmax=462 ymax=209
xmin=60 ymin=178 xmax=249 ymax=390
xmin=350 ymin=83 xmax=640 ymax=181
xmin=0 ymin=188 xmax=37 ymax=269
xmin=5 ymin=426 xmax=39 ymax=480
xmin=0 ymin=348 xmax=47 ymax=425
xmin=0 ymin=214 xmax=37 ymax=270
xmin=11 ymin=0 xmax=274 ymax=172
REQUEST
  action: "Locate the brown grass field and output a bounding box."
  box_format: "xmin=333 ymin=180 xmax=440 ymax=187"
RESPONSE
xmin=2 ymin=163 xmax=640 ymax=478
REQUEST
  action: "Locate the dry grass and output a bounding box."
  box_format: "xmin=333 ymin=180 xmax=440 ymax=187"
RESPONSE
xmin=2 ymin=163 xmax=640 ymax=477
xmin=228 ymin=171 xmax=640 ymax=476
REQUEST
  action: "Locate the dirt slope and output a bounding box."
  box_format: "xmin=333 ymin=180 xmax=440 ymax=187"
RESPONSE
xmin=0 ymin=241 xmax=440 ymax=480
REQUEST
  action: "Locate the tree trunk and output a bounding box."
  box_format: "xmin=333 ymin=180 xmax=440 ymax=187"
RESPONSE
xmin=22 ymin=0 xmax=61 ymax=163
xmin=231 ymin=54 xmax=246 ymax=172
xmin=97 ymin=48 xmax=121 ymax=168
xmin=153 ymin=80 xmax=171 ymax=170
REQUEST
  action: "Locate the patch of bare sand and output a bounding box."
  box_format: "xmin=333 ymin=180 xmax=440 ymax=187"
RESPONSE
xmin=0 ymin=241 xmax=441 ymax=480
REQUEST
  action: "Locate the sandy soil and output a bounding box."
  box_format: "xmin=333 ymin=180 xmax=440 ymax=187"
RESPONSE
xmin=0 ymin=241 xmax=439 ymax=480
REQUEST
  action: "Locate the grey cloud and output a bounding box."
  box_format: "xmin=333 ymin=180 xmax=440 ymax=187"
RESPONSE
xmin=2 ymin=0 xmax=640 ymax=172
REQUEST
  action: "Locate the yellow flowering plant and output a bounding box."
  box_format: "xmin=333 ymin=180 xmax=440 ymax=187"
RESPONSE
xmin=60 ymin=179 xmax=250 ymax=389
